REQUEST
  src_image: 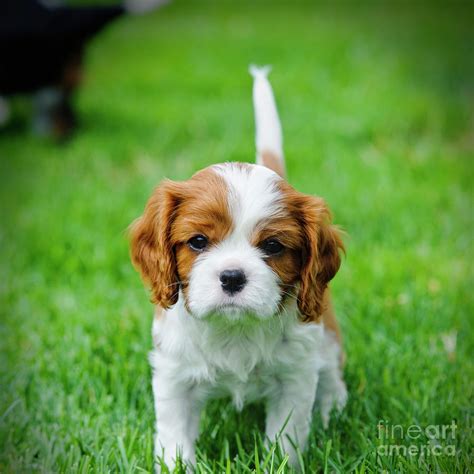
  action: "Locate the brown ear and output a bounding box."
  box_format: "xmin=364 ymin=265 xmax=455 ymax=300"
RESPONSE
xmin=297 ymin=196 xmax=344 ymax=322
xmin=129 ymin=181 xmax=182 ymax=308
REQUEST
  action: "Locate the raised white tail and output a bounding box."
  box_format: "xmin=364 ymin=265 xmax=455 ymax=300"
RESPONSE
xmin=249 ymin=65 xmax=286 ymax=178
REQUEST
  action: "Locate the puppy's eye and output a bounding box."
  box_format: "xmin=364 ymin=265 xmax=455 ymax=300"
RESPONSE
xmin=188 ymin=235 xmax=208 ymax=251
xmin=261 ymin=239 xmax=284 ymax=255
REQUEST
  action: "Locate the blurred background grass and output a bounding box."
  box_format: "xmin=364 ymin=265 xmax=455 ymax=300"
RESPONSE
xmin=1 ymin=1 xmax=473 ymax=472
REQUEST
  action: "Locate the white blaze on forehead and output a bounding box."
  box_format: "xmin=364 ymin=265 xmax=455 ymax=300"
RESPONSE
xmin=213 ymin=163 xmax=282 ymax=237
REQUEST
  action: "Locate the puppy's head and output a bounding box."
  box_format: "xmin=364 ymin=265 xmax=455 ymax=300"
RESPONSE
xmin=130 ymin=163 xmax=343 ymax=322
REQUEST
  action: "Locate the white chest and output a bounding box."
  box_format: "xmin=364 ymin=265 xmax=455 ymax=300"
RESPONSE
xmin=151 ymin=311 xmax=331 ymax=412
xmin=197 ymin=364 xmax=274 ymax=410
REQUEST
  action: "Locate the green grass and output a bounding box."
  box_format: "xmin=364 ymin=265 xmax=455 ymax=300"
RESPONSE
xmin=1 ymin=1 xmax=473 ymax=472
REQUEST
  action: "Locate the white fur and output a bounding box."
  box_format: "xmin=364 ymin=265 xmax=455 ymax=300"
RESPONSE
xmin=214 ymin=162 xmax=282 ymax=237
xmin=147 ymin=68 xmax=347 ymax=472
xmin=249 ymin=65 xmax=285 ymax=170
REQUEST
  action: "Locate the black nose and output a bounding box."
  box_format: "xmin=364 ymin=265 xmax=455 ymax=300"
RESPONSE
xmin=219 ymin=269 xmax=247 ymax=295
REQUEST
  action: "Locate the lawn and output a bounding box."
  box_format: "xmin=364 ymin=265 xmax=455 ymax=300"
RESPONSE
xmin=1 ymin=1 xmax=473 ymax=472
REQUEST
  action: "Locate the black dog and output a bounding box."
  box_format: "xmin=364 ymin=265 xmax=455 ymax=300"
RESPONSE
xmin=0 ymin=0 xmax=168 ymax=138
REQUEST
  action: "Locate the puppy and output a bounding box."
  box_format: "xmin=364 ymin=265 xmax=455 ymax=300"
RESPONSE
xmin=130 ymin=66 xmax=347 ymax=470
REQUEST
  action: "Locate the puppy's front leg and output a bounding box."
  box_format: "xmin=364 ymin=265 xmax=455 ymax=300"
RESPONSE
xmin=265 ymin=371 xmax=319 ymax=467
xmin=152 ymin=371 xmax=200 ymax=472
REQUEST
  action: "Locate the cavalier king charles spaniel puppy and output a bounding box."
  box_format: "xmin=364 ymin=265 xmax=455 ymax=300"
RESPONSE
xmin=130 ymin=66 xmax=347 ymax=471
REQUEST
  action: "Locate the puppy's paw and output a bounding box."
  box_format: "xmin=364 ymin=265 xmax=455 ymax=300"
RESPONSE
xmin=318 ymin=379 xmax=347 ymax=429
xmin=155 ymin=449 xmax=195 ymax=473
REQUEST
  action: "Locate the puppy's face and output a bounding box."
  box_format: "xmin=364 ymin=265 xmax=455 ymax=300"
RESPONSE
xmin=130 ymin=163 xmax=343 ymax=322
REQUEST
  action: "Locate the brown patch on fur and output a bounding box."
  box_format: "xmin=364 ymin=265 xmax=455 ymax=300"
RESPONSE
xmin=321 ymin=290 xmax=345 ymax=366
xmin=275 ymin=181 xmax=344 ymax=323
xmin=321 ymin=291 xmax=341 ymax=342
xmin=251 ymin=181 xmax=343 ymax=323
xmin=129 ymin=167 xmax=232 ymax=308
xmin=260 ymin=149 xmax=286 ymax=178
xmin=252 ymin=216 xmax=304 ymax=300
